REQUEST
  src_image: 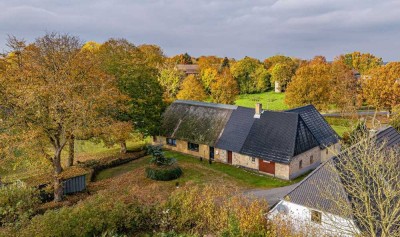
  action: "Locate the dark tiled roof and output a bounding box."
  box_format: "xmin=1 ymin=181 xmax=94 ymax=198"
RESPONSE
xmin=375 ymin=126 xmax=400 ymax=148
xmin=159 ymin=100 xmax=233 ymax=146
xmin=286 ymin=105 xmax=339 ymax=147
xmin=215 ymin=107 xmax=255 ymax=152
xmin=285 ymin=126 xmax=400 ymax=216
xmin=239 ymin=111 xmax=319 ymax=164
xmin=285 ymin=158 xmax=349 ymax=216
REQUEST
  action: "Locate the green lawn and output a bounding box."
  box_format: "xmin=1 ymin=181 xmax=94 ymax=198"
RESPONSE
xmin=235 ymin=91 xmax=287 ymax=110
xmin=96 ymin=150 xmax=298 ymax=189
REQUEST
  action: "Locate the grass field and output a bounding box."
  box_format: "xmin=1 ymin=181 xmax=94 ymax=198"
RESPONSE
xmin=95 ymin=151 xmax=300 ymax=189
xmin=235 ymin=91 xmax=288 ymax=110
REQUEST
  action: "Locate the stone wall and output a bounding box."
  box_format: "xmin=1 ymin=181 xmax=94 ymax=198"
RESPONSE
xmin=275 ymin=163 xmax=290 ymax=180
xmin=232 ymin=152 xmax=258 ymax=170
xmin=321 ymin=142 xmax=341 ymax=162
xmin=155 ymin=136 xmax=210 ymax=159
xmin=214 ymin=148 xmax=227 ymax=163
xmin=289 ymin=146 xmax=321 ymax=179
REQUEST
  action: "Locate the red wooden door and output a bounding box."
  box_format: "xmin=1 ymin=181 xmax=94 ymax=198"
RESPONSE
xmin=227 ymin=151 xmax=232 ymax=164
xmin=259 ymin=160 xmax=275 ymax=175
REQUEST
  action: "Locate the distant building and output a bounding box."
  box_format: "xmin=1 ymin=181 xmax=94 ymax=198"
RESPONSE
xmin=176 ymin=64 xmax=200 ymax=76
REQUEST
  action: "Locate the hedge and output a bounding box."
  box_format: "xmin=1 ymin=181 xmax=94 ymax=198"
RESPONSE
xmin=145 ymin=165 xmax=183 ymax=181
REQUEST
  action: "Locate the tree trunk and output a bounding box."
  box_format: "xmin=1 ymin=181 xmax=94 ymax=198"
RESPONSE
xmin=120 ymin=141 xmax=127 ymax=154
xmin=67 ymin=135 xmax=75 ymax=167
xmin=53 ymin=151 xmax=64 ymax=202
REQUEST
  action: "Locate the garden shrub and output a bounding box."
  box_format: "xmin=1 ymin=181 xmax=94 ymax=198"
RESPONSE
xmin=0 ymin=181 xmax=40 ymax=227
xmin=162 ymin=185 xmax=269 ymax=236
xmin=17 ymin=194 xmax=154 ymax=237
xmin=146 ymin=165 xmax=183 ymax=181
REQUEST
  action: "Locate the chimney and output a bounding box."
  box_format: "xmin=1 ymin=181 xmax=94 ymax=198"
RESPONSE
xmin=254 ymin=103 xmax=262 ymax=118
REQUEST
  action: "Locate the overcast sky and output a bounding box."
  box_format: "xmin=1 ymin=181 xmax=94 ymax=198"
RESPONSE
xmin=1 ymin=0 xmax=400 ymax=61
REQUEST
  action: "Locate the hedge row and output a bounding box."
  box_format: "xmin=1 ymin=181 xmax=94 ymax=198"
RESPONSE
xmin=145 ymin=165 xmax=183 ymax=181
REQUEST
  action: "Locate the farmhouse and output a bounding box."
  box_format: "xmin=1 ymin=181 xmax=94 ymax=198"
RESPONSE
xmin=176 ymin=64 xmax=200 ymax=75
xmin=270 ymin=126 xmax=400 ymax=236
xmin=155 ymin=100 xmax=340 ymax=180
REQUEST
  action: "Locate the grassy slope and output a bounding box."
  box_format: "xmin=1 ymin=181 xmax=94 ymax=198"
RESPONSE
xmin=234 ymin=91 xmax=288 ymax=111
xmin=96 ymin=151 xmax=297 ymax=189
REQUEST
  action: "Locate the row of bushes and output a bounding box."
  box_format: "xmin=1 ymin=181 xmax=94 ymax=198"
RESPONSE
xmin=77 ymin=150 xmax=146 ymax=181
xmin=146 ymin=165 xmax=183 ymax=181
xmin=2 ymin=185 xmax=302 ymax=236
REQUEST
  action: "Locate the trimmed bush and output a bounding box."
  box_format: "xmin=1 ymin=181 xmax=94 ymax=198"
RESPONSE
xmin=146 ymin=165 xmax=182 ymax=181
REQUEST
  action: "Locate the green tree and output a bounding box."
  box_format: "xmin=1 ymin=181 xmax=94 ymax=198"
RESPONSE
xmin=200 ymin=68 xmax=218 ymax=94
xmin=231 ymin=56 xmax=270 ymax=94
xmin=176 ymin=75 xmax=207 ymax=101
xmin=98 ymin=39 xmax=165 ymax=137
xmin=338 ymin=51 xmax=382 ymax=74
xmin=210 ymin=68 xmax=239 ymax=104
xmin=220 ymin=57 xmax=230 ymax=70
xmin=158 ymin=67 xmax=184 ymax=100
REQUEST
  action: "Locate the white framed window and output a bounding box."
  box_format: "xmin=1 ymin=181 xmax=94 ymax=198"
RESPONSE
xmin=251 ymin=157 xmax=256 ymax=162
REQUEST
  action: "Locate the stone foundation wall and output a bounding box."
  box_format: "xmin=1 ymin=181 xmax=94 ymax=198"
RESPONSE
xmin=214 ymin=148 xmax=227 ymax=163
xmin=289 ymin=146 xmax=321 ymax=179
xmin=155 ymin=136 xmax=210 ymax=159
xmin=232 ymin=152 xmax=258 ymax=170
xmin=321 ymin=142 xmax=341 ymax=162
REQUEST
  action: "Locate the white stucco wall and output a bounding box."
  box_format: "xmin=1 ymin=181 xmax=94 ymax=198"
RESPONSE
xmin=270 ymin=200 xmax=358 ymax=237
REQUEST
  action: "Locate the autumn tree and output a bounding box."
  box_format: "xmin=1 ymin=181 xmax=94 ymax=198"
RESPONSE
xmin=210 ymin=68 xmax=239 ymax=104
xmin=138 ymin=44 xmax=165 ymax=69
xmin=265 ymin=55 xmax=298 ymax=92
xmin=285 ymin=56 xmax=332 ymax=110
xmin=170 ymin=53 xmax=193 ymax=65
xmin=176 ymin=75 xmax=207 ymax=101
xmin=330 ymin=60 xmax=360 ymax=113
xmin=362 ymin=62 xmax=400 ymax=111
xmin=337 ymin=51 xmax=382 ymax=74
xmin=230 ymin=56 xmax=270 ymax=94
xmin=98 ymin=39 xmax=165 ymax=143
xmin=200 ymin=68 xmax=218 ymax=94
xmin=158 ymin=67 xmax=184 ymax=101
xmin=0 ymin=34 xmax=128 ymax=201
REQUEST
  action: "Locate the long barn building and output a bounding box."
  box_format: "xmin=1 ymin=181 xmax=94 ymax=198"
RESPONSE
xmin=155 ymin=100 xmax=340 ymax=180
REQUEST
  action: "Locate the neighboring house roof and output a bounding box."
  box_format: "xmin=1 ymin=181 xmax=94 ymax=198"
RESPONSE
xmin=240 ymin=111 xmax=319 ymax=164
xmin=176 ymin=64 xmax=200 ymax=74
xmin=216 ymin=107 xmax=255 ymax=152
xmin=159 ymin=100 xmax=234 ymax=146
xmin=284 ymin=126 xmax=400 ymax=216
xmin=286 ymin=105 xmax=340 ymax=148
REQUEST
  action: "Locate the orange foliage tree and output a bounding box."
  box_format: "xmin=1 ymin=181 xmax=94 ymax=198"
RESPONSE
xmin=0 ymin=34 xmax=129 ymax=201
xmin=176 ymin=75 xmax=207 ymax=101
xmin=210 ymin=68 xmax=239 ymax=104
xmin=363 ymin=62 xmax=400 ymax=111
xmin=285 ymin=57 xmax=332 ymax=110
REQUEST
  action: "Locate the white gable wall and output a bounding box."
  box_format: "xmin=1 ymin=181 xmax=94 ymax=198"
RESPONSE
xmin=269 ymin=200 xmax=358 ymax=237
